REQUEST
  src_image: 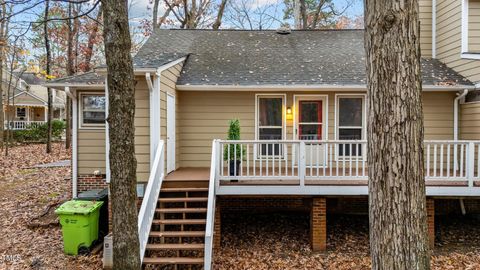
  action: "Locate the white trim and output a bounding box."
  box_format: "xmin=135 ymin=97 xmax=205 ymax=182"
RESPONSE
xmin=454 ymin=89 xmax=469 ymax=141
xmin=255 ymin=93 xmax=287 ymax=138
xmin=148 ymin=72 xmax=162 ymax=168
xmin=215 ymin=186 xmax=480 ymax=196
xmin=15 ymin=107 xmax=26 ymax=118
xmin=9 ymin=91 xmax=47 ymax=105
xmin=67 ymin=87 xmax=79 ymax=198
xmin=461 ymin=53 xmax=480 ymax=60
xmin=334 ymin=94 xmax=367 ymax=141
xmin=176 ymin=84 xmax=476 ymax=92
xmin=157 ymin=57 xmax=187 ymax=73
xmin=105 ymin=79 xmax=111 ymax=184
xmin=432 ymin=0 xmax=437 ymax=58
xmin=166 ymin=93 xmax=176 ymax=173
xmin=462 ymin=0 xmax=469 ymax=54
xmin=292 ymin=95 xmax=328 ymax=140
xmin=78 ymin=92 xmax=106 ymax=129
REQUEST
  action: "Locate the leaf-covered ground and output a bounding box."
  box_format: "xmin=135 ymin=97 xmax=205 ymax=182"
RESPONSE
xmin=1 ymin=143 xmax=480 ymax=270
xmin=214 ymin=213 xmax=480 ymax=270
xmin=0 ymin=143 xmax=102 ymax=270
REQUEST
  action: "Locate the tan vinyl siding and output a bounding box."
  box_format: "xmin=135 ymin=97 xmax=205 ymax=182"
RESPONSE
xmin=436 ymin=0 xmax=480 ymax=84
xmin=420 ymin=0 xmax=433 ymax=57
xmin=470 ymin=0 xmax=480 ymax=52
xmin=178 ymin=91 xmax=456 ymax=167
xmin=12 ymin=92 xmax=44 ymax=105
xmin=160 ymin=62 xmax=184 ymax=170
xmin=77 ymin=90 xmax=106 ymax=175
xmin=76 ymin=82 xmax=151 ymax=182
xmin=460 ymin=101 xmax=480 ymax=139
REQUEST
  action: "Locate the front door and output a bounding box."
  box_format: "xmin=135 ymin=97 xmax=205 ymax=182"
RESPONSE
xmin=296 ymin=99 xmax=325 ymax=168
xmin=167 ymin=94 xmax=176 ymax=173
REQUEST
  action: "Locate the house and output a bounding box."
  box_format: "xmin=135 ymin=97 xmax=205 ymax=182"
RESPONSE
xmin=3 ymin=71 xmax=66 ymax=130
xmin=45 ymin=1 xmax=480 ymax=268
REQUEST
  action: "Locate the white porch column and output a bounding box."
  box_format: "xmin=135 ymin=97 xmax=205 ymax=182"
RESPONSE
xmin=147 ymin=72 xmax=161 ymax=167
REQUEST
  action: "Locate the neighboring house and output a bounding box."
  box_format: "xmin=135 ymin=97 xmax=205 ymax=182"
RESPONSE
xmin=46 ymin=3 xmax=480 ymax=268
xmin=2 ymin=72 xmax=66 ymax=130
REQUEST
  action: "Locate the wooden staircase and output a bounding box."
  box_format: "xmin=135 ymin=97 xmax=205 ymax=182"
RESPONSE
xmin=142 ymin=173 xmax=209 ymax=269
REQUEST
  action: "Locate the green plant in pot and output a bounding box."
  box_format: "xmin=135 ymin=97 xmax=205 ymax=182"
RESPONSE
xmin=224 ymin=119 xmax=245 ymax=177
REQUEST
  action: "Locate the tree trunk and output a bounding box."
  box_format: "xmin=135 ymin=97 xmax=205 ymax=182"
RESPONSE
xmin=364 ymin=1 xmax=430 ymax=269
xmin=44 ymin=0 xmax=52 ymax=154
xmin=65 ymin=2 xmax=74 ymax=149
xmin=152 ymin=0 xmax=160 ymax=30
xmin=294 ymin=0 xmax=301 ymax=29
xmin=101 ymin=0 xmax=141 ymax=268
xmin=212 ymin=0 xmax=227 ymax=30
xmin=0 ymin=1 xmax=7 ymax=149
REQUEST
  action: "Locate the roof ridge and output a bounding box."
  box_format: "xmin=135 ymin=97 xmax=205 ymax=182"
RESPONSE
xmin=159 ymin=28 xmax=364 ymax=32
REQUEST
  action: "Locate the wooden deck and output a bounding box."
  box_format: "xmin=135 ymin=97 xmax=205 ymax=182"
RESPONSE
xmin=165 ymin=167 xmax=480 ymax=187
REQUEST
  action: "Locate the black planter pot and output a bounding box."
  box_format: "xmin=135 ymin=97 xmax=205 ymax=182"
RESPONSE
xmin=229 ymin=160 xmax=241 ymax=176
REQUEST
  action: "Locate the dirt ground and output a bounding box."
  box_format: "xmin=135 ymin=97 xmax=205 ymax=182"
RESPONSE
xmin=1 ymin=143 xmax=480 ymax=270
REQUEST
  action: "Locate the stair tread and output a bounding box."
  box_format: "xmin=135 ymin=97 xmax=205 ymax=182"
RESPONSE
xmin=159 ymin=197 xmax=208 ymax=202
xmin=146 ymin=243 xmax=205 ymax=250
xmin=153 ymin=219 xmax=206 ymax=225
xmin=161 ymin=187 xmax=208 ymax=192
xmin=149 ymin=231 xmax=206 ymax=237
xmin=143 ymin=257 xmax=204 ymax=265
xmin=156 ymin=207 xmax=207 ymax=213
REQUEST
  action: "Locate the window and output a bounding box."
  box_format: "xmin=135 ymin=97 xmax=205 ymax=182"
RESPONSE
xmin=16 ymin=107 xmax=26 ymax=118
xmin=256 ymin=95 xmax=285 ymax=156
xmin=336 ymin=95 xmax=365 ymax=156
xmin=462 ymin=0 xmax=480 ymax=59
xmin=80 ymin=94 xmax=106 ymax=127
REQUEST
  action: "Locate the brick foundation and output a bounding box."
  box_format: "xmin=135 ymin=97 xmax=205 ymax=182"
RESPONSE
xmin=77 ymin=174 xmax=108 ymax=192
xmin=214 ymin=204 xmax=221 ymax=249
xmin=311 ymin=197 xmax=327 ymax=251
xmin=427 ymin=199 xmax=435 ymax=249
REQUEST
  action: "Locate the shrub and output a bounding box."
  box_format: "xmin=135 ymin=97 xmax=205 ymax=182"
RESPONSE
xmin=223 ymin=119 xmax=245 ymax=161
xmin=12 ymin=120 xmax=66 ymax=142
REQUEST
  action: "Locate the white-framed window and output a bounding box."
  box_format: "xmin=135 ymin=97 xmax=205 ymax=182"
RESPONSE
xmin=461 ymin=0 xmax=480 ymax=59
xmin=255 ymin=94 xmax=286 ymax=156
xmin=80 ymin=93 xmax=106 ymax=128
xmin=335 ymin=94 xmax=366 ymax=157
xmin=16 ymin=107 xmax=26 ymax=118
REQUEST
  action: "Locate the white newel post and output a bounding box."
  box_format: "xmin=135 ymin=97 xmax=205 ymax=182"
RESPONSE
xmin=299 ymin=141 xmax=306 ymax=186
xmin=467 ymin=141 xmax=475 ymax=187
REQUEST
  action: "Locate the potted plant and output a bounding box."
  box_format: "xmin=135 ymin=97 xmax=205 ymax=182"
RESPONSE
xmin=224 ymin=119 xmax=245 ymax=177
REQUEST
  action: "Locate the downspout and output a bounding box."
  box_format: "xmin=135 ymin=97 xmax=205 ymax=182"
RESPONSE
xmin=454 ymin=89 xmax=469 ymax=141
xmin=65 ymin=87 xmax=78 ymax=198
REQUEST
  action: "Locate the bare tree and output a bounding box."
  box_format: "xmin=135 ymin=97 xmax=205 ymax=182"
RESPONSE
xmin=212 ymin=0 xmax=228 ymax=29
xmin=284 ymin=0 xmax=353 ymax=29
xmin=225 ymin=0 xmax=281 ymax=30
xmin=44 ymin=0 xmax=53 ymax=154
xmin=0 ymin=0 xmax=10 ymax=149
xmin=101 ymin=0 xmax=140 ymax=268
xmin=365 ymin=0 xmax=430 ymax=269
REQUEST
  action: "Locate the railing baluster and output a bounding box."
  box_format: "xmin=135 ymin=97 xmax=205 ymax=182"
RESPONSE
xmin=342 ymin=143 xmax=346 ymax=177
xmin=460 ymin=144 xmax=464 ymax=178
xmin=349 ymin=143 xmax=353 ymax=177
xmin=426 ymin=144 xmax=431 ymax=178
xmin=440 ymin=144 xmax=444 ymax=178
xmin=316 ymin=143 xmax=320 ymax=177
xmin=330 ymin=143 xmax=333 ymax=177
xmin=356 ymin=143 xmax=359 ymax=177
xmin=227 ymin=144 xmax=230 ymax=178
xmin=323 ymin=143 xmax=327 ymax=177
xmin=447 ymin=144 xmax=450 ymax=178
xmin=477 ymin=143 xmax=480 ymax=179
xmin=433 ymin=144 xmax=437 ymax=177
xmin=246 ymin=144 xmax=249 ymax=177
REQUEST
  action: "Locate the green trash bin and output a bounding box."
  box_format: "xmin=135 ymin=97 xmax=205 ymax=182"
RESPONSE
xmin=55 ymin=200 xmax=104 ymax=255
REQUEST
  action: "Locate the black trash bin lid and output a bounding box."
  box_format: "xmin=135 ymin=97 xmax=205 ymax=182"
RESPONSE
xmin=76 ymin=188 xmax=108 ymax=200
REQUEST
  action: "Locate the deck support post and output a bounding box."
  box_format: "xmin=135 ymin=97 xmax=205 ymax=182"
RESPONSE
xmin=310 ymin=197 xmax=327 ymax=251
xmin=427 ymin=198 xmax=435 ymax=249
xmin=213 ymin=203 xmax=221 ymax=250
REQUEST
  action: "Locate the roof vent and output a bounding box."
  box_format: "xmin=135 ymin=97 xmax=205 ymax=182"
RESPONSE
xmin=276 ymin=24 xmax=291 ymax=35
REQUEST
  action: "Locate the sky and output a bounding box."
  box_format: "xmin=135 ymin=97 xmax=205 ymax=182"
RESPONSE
xmin=127 ymin=0 xmax=364 ymax=28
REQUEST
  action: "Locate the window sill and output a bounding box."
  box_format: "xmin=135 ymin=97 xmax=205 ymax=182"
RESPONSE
xmin=461 ymin=53 xmax=480 ymax=60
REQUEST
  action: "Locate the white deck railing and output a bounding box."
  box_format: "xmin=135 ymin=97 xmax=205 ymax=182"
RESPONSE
xmin=204 ymin=140 xmax=220 ymax=270
xmin=218 ymin=140 xmax=480 ymax=186
xmin=4 ymin=120 xmax=45 ymax=130
xmin=138 ymin=140 xmax=165 ymax=263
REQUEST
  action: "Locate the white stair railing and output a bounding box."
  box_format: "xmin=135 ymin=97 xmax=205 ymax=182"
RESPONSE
xmin=204 ymin=140 xmax=219 ymax=270
xmin=138 ymin=140 xmax=165 ymax=263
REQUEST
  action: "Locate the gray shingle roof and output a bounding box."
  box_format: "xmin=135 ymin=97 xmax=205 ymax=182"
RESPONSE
xmin=133 ymin=29 xmax=473 ymax=87
xmin=48 ymin=71 xmax=104 ymax=85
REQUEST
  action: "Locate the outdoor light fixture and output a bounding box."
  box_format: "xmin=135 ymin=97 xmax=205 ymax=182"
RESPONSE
xmin=286 ymin=107 xmax=293 ymax=120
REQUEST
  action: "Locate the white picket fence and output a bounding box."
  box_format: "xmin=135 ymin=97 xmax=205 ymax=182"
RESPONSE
xmin=4 ymin=121 xmax=45 ymax=130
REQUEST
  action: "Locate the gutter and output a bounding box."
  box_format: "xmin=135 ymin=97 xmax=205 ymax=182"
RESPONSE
xmin=176 ymin=84 xmax=476 ymax=92
xmin=454 ymin=89 xmax=469 ymax=141
xmin=65 ymin=87 xmax=78 ymax=198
